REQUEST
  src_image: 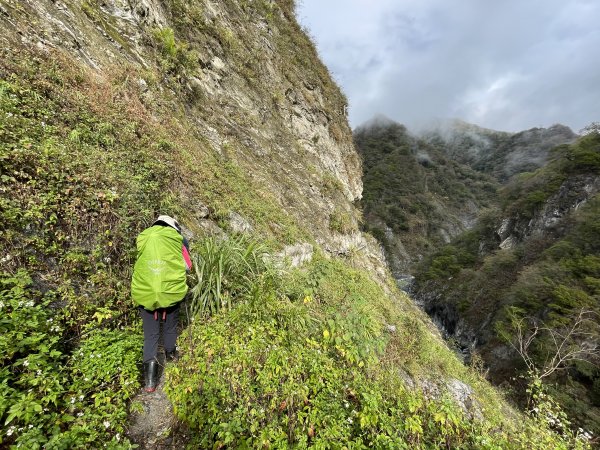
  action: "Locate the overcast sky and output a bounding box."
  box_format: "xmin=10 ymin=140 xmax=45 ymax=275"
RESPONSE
xmin=296 ymin=0 xmax=600 ymax=133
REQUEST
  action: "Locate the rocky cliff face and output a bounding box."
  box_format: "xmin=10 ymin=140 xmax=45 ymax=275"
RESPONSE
xmin=496 ymin=174 xmax=600 ymax=250
xmin=0 ymin=0 xmax=368 ymax=258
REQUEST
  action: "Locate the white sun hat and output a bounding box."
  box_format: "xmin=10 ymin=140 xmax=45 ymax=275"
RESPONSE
xmin=153 ymin=215 xmax=181 ymax=231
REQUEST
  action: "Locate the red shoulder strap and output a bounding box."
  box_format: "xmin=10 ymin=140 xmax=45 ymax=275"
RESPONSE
xmin=182 ymin=245 xmax=192 ymax=270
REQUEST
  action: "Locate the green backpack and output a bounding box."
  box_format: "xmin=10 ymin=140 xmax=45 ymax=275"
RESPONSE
xmin=131 ymin=225 xmax=188 ymax=311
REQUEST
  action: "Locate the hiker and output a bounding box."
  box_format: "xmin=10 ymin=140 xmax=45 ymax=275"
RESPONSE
xmin=131 ymin=215 xmax=193 ymax=392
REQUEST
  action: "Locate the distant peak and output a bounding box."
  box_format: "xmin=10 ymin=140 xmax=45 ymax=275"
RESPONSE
xmin=419 ymin=118 xmax=504 ymax=136
xmin=355 ymin=114 xmax=402 ymax=131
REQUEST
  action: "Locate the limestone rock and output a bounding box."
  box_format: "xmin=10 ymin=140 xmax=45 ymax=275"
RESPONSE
xmin=276 ymin=243 xmax=313 ymax=268
xmin=229 ymin=212 xmax=253 ymax=234
xmin=446 ymin=378 xmax=484 ymax=421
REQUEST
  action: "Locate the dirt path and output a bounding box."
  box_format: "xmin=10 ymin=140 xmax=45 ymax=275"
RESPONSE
xmin=126 ymin=354 xmax=189 ymax=449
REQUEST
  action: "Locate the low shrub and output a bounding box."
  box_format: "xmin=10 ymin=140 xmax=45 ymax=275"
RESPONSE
xmin=167 ymin=254 xmax=587 ymax=448
xmin=0 ymin=270 xmax=141 ymax=448
xmin=188 ymin=235 xmax=271 ymax=316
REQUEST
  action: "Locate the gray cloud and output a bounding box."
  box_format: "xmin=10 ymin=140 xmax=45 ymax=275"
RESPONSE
xmin=297 ymin=0 xmax=600 ymax=132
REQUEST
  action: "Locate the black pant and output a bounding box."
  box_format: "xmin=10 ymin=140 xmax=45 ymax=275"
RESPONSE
xmin=138 ymin=303 xmax=180 ymax=363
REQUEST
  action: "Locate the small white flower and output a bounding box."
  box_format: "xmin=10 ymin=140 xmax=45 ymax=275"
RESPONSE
xmin=115 ymin=433 xmax=121 ymax=442
xmin=103 ymin=420 xmax=110 ymax=429
xmin=28 ymin=424 xmax=33 ymax=429
xmin=71 ymin=398 xmax=75 ymax=404
xmin=347 ymin=417 xmax=353 ymax=424
xmin=0 ymin=300 xmax=5 ymax=309
xmin=344 ymin=401 xmax=349 ymax=408
xmin=84 ymin=377 xmax=90 ymax=382
xmin=7 ymin=426 xmax=16 ymax=436
xmin=79 ymin=395 xmax=84 ymax=400
xmin=37 ymin=370 xmax=42 ymax=376
xmin=23 ymin=359 xmax=29 ymax=367
xmin=77 ymin=412 xmax=84 ymax=417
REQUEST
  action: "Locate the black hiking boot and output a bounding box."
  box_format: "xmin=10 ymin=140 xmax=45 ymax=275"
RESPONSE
xmin=143 ymin=359 xmax=159 ymax=392
xmin=165 ymin=349 xmax=179 ymax=362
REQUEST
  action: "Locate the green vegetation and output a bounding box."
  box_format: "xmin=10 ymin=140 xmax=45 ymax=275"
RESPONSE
xmin=197 ymin=156 xmax=307 ymax=245
xmin=167 ymin=243 xmax=589 ymax=448
xmin=0 ymin=48 xmax=180 ymax=447
xmin=1 ymin=1 xmax=593 ymax=448
xmin=152 ymin=27 xmax=199 ymax=77
xmin=1 ymin=270 xmax=141 ymax=448
xmin=329 ymin=208 xmax=355 ymax=234
xmin=355 ymin=120 xmax=499 ymax=271
xmin=415 ymin=132 xmax=600 ymax=435
xmin=189 ymin=236 xmax=270 ymax=316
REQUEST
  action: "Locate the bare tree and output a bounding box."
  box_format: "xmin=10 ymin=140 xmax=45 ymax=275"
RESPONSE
xmin=504 ymin=308 xmax=600 ymax=380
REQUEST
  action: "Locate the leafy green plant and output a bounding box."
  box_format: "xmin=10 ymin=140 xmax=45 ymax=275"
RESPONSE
xmin=329 ymin=209 xmax=354 ymax=234
xmin=152 ymin=27 xmax=198 ymax=77
xmin=188 ymin=236 xmax=271 ymax=316
xmin=167 ymin=255 xmax=589 ymax=448
xmin=0 ymin=270 xmax=141 ymax=448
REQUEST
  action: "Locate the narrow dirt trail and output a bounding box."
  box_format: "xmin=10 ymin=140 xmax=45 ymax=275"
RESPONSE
xmin=126 ymin=354 xmax=189 ymax=449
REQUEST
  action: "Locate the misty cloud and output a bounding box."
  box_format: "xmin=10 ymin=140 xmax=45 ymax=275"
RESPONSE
xmin=297 ymin=0 xmax=600 ymax=133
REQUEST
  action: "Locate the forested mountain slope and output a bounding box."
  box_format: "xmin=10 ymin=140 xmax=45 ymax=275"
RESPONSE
xmin=414 ymin=132 xmax=600 ymax=435
xmin=0 ymin=0 xmax=591 ymax=448
xmin=421 ymin=119 xmax=577 ymax=181
xmin=356 ymin=117 xmax=578 ymax=277
xmin=355 ymin=117 xmax=499 ymax=277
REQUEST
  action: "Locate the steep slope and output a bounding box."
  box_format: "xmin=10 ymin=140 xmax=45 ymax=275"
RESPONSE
xmin=0 ymin=1 xmax=589 ymax=448
xmin=414 ymin=132 xmax=600 ymax=434
xmin=355 ymin=117 xmax=499 ymax=278
xmin=356 ymin=117 xmax=578 ymax=278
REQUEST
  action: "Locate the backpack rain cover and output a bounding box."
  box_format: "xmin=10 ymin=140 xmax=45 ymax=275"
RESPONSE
xmin=131 ymin=225 xmax=188 ymax=310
